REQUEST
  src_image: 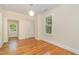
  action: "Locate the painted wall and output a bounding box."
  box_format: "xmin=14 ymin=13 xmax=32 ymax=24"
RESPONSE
xmin=0 ymin=13 xmax=3 ymax=48
xmin=2 ymin=9 xmax=35 ymax=42
xmin=36 ymin=5 xmax=79 ymax=54
xmin=34 ymin=15 xmax=41 ymax=39
xmin=19 ymin=19 xmax=35 ymax=40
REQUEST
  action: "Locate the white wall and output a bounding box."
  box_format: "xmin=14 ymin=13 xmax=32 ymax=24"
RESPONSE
xmin=36 ymin=5 xmax=79 ymax=54
xmin=0 ymin=8 xmax=4 ymax=48
xmin=0 ymin=13 xmax=3 ymax=48
xmin=19 ymin=19 xmax=35 ymax=39
xmin=34 ymin=15 xmax=42 ymax=39
xmin=2 ymin=9 xmax=35 ymax=42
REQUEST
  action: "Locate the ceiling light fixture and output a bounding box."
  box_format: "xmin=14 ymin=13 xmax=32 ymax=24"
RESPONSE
xmin=29 ymin=10 xmax=35 ymax=16
xmin=29 ymin=4 xmax=35 ymax=16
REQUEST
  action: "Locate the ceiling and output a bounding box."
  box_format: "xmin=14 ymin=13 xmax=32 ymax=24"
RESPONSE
xmin=0 ymin=4 xmax=60 ymax=15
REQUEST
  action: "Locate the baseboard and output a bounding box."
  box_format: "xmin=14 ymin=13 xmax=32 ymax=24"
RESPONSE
xmin=0 ymin=42 xmax=3 ymax=48
xmin=27 ymin=37 xmax=35 ymax=39
xmin=40 ymin=39 xmax=79 ymax=55
xmin=19 ymin=37 xmax=35 ymax=40
xmin=0 ymin=44 xmax=2 ymax=48
xmin=35 ymin=37 xmax=40 ymax=40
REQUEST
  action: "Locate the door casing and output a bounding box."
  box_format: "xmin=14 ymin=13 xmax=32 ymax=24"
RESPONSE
xmin=7 ymin=20 xmax=19 ymax=41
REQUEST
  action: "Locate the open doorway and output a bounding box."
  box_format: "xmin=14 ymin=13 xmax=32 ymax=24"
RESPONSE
xmin=8 ymin=20 xmax=19 ymax=41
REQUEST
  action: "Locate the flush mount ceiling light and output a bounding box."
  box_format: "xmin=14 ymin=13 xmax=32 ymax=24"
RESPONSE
xmin=29 ymin=10 xmax=35 ymax=16
xmin=29 ymin=4 xmax=35 ymax=16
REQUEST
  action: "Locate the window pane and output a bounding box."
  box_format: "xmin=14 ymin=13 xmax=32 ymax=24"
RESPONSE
xmin=45 ymin=16 xmax=52 ymax=34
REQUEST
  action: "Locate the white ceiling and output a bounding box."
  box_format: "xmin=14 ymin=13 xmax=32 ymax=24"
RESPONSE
xmin=0 ymin=4 xmax=60 ymax=15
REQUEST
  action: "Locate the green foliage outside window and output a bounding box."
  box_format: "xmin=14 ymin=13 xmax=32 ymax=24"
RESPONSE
xmin=45 ymin=16 xmax=52 ymax=34
xmin=10 ymin=24 xmax=16 ymax=32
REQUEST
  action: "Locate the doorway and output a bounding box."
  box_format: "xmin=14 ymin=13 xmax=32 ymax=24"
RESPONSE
xmin=8 ymin=20 xmax=19 ymax=41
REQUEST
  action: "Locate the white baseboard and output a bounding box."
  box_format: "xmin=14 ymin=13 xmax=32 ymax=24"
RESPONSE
xmin=40 ymin=39 xmax=79 ymax=55
xmin=0 ymin=42 xmax=3 ymax=48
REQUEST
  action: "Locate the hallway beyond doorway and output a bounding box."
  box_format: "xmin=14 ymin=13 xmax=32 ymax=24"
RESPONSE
xmin=8 ymin=20 xmax=19 ymax=41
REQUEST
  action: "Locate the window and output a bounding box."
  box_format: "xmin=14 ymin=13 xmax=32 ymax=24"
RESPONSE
xmin=45 ymin=16 xmax=52 ymax=34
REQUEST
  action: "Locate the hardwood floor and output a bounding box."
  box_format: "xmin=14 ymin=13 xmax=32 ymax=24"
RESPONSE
xmin=0 ymin=38 xmax=75 ymax=55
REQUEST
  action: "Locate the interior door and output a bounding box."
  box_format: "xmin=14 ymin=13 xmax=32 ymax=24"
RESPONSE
xmin=8 ymin=20 xmax=19 ymax=39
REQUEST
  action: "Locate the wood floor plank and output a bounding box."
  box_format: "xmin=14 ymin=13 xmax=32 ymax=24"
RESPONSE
xmin=0 ymin=39 xmax=75 ymax=55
